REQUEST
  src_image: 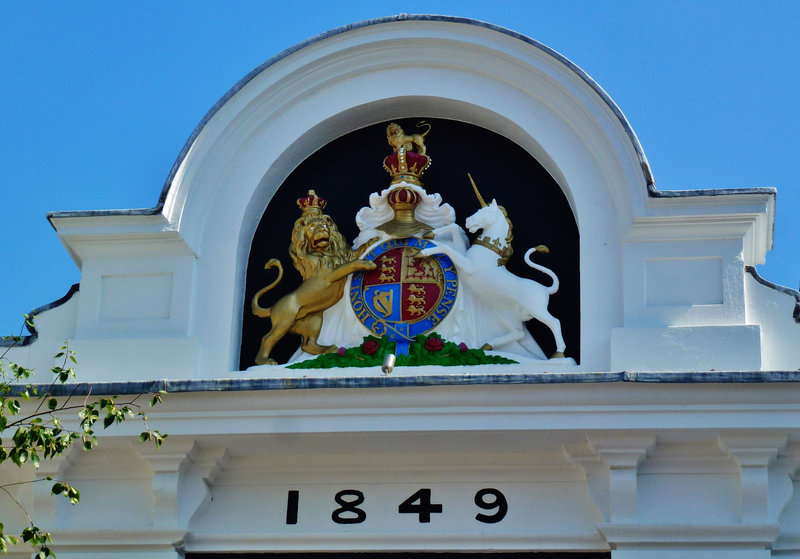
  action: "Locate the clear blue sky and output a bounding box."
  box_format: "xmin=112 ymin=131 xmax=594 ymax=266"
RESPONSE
xmin=1 ymin=1 xmax=798 ymax=334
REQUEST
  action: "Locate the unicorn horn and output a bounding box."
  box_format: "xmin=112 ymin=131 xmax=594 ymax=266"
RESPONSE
xmin=468 ymin=173 xmax=487 ymax=207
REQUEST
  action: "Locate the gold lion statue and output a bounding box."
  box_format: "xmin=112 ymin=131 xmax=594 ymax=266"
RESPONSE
xmin=386 ymin=121 xmax=431 ymax=155
xmin=251 ymin=191 xmax=377 ymax=365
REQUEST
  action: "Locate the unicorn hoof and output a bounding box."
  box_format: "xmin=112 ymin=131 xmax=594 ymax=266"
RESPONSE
xmin=550 ymin=351 xmax=565 ymax=359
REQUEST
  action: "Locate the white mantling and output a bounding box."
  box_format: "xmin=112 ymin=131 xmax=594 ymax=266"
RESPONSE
xmin=353 ymin=182 xmax=460 ymax=248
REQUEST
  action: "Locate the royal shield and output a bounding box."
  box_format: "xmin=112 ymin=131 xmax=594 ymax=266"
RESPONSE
xmin=350 ymin=237 xmax=458 ymax=351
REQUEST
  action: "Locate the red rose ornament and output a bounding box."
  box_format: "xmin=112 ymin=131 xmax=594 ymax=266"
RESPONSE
xmin=361 ymin=339 xmax=380 ymax=355
xmin=424 ymin=337 xmax=445 ymax=352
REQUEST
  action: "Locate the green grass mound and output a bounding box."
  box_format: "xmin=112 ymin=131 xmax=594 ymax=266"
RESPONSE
xmin=287 ymin=333 xmax=517 ymax=369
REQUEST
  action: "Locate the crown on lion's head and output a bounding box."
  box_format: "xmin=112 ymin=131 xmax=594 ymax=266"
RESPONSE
xmin=296 ymin=190 xmax=326 ymax=215
xmin=289 ymin=191 xmax=352 ymax=280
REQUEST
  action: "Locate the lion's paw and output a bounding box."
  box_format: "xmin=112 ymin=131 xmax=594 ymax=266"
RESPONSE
xmin=255 ymin=356 xmax=279 ymax=366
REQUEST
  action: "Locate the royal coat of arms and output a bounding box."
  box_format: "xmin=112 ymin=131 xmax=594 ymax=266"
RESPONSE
xmin=350 ymin=236 xmax=458 ymax=353
xmin=250 ymin=122 xmax=573 ymax=368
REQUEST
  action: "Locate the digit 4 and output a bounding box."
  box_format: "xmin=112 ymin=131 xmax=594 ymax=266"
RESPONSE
xmin=398 ymin=488 xmax=443 ymax=523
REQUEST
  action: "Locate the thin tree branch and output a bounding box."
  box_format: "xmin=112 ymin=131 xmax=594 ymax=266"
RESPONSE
xmin=7 ymin=397 xmax=151 ymax=428
xmin=0 ymin=483 xmax=33 ymax=525
xmin=1 ymin=478 xmax=60 ymax=489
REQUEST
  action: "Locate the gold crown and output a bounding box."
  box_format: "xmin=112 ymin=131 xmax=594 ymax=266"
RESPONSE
xmin=386 ymin=186 xmax=422 ymax=212
xmin=296 ymin=190 xmax=326 ymax=215
xmin=383 ymin=148 xmax=431 ymax=186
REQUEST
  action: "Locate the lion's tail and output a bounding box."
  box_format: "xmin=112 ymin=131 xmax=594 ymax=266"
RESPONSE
xmin=523 ymin=246 xmax=559 ymax=295
xmin=416 ymin=120 xmax=432 ymax=137
xmin=251 ymin=259 xmax=283 ymax=318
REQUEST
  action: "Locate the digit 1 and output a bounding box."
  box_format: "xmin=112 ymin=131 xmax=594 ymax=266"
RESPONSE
xmin=286 ymin=490 xmax=299 ymax=524
xmin=474 ymin=488 xmax=507 ymax=523
xmin=398 ymin=488 xmax=443 ymax=523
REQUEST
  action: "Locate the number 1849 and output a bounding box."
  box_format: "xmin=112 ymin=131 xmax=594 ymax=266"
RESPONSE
xmin=285 ymin=488 xmax=508 ymax=525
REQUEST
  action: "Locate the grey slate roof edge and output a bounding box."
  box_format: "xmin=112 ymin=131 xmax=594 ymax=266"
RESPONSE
xmin=46 ymin=207 xmax=161 ymax=228
xmin=648 ymin=186 xmax=776 ymax=198
xmin=44 ymin=14 xmax=778 ymax=225
xmin=0 ymin=284 xmax=80 ymax=347
xmin=9 ymin=370 xmax=800 ymax=397
xmin=746 ymin=266 xmax=800 ymax=323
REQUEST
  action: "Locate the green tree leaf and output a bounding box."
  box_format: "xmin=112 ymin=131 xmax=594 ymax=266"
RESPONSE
xmin=1 ymin=337 xmax=166 ymax=556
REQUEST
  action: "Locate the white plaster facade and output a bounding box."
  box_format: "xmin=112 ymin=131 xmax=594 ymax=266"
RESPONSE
xmin=2 ymin=15 xmax=799 ymax=559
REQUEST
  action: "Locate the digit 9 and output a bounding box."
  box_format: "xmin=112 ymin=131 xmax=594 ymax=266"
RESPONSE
xmin=474 ymin=488 xmax=507 ymax=523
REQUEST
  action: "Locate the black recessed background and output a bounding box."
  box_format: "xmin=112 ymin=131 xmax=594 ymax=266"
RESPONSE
xmin=240 ymin=118 xmax=579 ymax=368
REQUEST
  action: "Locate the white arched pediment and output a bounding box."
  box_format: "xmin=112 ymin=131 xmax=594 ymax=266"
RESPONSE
xmin=158 ymin=16 xmax=655 ymax=372
xmin=45 ymin=15 xmax=778 ymax=378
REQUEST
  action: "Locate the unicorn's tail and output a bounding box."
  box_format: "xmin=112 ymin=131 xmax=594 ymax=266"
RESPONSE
xmin=523 ymin=246 xmax=559 ymax=295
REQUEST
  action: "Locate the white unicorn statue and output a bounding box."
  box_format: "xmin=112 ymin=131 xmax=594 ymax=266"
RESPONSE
xmin=420 ymin=175 xmax=567 ymax=359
